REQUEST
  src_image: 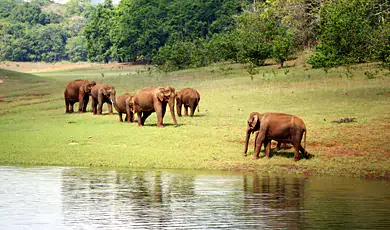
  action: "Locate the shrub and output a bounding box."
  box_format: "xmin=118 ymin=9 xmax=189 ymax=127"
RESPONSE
xmin=309 ymin=0 xmax=379 ymax=68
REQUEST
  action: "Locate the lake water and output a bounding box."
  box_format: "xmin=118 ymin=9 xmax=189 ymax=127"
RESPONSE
xmin=0 ymin=166 xmax=389 ymax=229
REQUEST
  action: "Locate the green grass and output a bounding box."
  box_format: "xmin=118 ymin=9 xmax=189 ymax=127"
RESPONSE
xmin=0 ymin=62 xmax=389 ymax=179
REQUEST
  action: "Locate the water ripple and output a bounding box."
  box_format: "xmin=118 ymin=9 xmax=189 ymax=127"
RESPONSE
xmin=0 ymin=166 xmax=389 ymax=229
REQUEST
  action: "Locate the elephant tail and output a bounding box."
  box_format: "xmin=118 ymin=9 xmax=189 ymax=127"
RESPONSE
xmin=197 ymin=98 xmax=200 ymax=112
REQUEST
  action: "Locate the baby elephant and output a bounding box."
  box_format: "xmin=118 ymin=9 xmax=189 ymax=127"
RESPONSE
xmin=176 ymin=88 xmax=200 ymax=117
xmin=243 ymin=112 xmax=309 ymax=161
xmin=114 ymin=93 xmax=134 ymax=122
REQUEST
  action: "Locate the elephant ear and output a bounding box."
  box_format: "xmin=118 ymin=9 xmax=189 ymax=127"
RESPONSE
xmin=126 ymin=96 xmax=134 ymax=106
xmin=89 ymin=81 xmax=96 ymax=88
xmin=175 ymin=92 xmax=180 ymax=101
xmin=82 ymin=84 xmax=88 ymax=92
xmin=84 ymin=81 xmax=96 ymax=92
xmin=101 ymin=87 xmax=108 ymax=96
xmin=251 ymin=114 xmax=259 ymax=129
xmin=157 ymin=88 xmax=165 ymax=101
xmin=167 ymin=87 xmax=175 ymax=97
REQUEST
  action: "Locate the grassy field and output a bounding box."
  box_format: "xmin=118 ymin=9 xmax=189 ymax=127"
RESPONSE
xmin=1 ymin=60 xmax=389 ymax=179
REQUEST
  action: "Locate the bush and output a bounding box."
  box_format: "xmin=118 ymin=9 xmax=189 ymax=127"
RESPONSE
xmin=272 ymin=28 xmax=293 ymax=68
xmin=309 ymin=0 xmax=382 ymax=68
xmin=375 ymin=23 xmax=390 ymax=66
xmin=154 ymin=40 xmax=210 ymax=71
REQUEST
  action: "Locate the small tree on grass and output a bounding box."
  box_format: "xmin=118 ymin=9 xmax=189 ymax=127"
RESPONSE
xmin=272 ymin=28 xmax=293 ymax=68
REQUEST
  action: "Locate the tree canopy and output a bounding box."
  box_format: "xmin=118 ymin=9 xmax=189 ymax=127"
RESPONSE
xmin=0 ymin=0 xmax=389 ymax=69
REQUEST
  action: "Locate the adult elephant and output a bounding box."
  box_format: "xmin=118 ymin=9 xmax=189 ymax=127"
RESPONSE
xmin=176 ymin=88 xmax=200 ymax=117
xmin=90 ymin=84 xmax=116 ymax=115
xmin=64 ymin=79 xmax=96 ymax=113
xmin=243 ymin=112 xmax=309 ymax=161
xmin=133 ymin=86 xmax=178 ymax=128
xmin=114 ymin=93 xmax=134 ymax=122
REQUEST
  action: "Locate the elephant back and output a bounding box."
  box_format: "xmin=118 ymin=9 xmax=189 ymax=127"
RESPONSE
xmin=178 ymin=88 xmax=199 ymax=99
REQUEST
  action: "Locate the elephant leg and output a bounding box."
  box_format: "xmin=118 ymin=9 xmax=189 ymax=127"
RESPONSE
xmin=264 ymin=139 xmax=271 ymax=158
xmin=156 ymin=104 xmax=167 ymax=128
xmin=136 ymin=110 xmax=143 ymax=127
xmin=141 ymin=111 xmax=152 ymax=126
xmin=177 ymin=102 xmax=182 ymax=117
xmin=91 ymin=98 xmax=96 ymax=115
xmin=97 ymin=102 xmax=103 ymax=115
xmin=293 ymin=144 xmax=300 ymax=161
xmin=69 ymin=103 xmax=74 ymax=113
xmin=65 ymin=100 xmax=70 ymax=113
xmin=161 ymin=103 xmax=167 ymax=118
xmin=299 ymin=144 xmax=309 ymax=159
xmin=78 ymin=100 xmax=83 ymax=113
xmin=254 ymin=134 xmax=265 ymax=159
xmin=82 ymin=96 xmax=89 ymax=112
xmin=129 ymin=111 xmax=134 ymax=123
xmin=184 ymin=105 xmax=189 ymax=116
xmin=191 ymin=102 xmax=198 ymax=117
xmin=190 ymin=102 xmax=196 ymax=117
xmin=119 ymin=112 xmax=123 ymax=122
xmin=254 ymin=131 xmax=259 ymax=152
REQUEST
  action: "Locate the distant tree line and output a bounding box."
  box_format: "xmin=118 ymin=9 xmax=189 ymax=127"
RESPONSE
xmin=0 ymin=0 xmax=389 ymax=69
xmin=0 ymin=0 xmax=96 ymax=62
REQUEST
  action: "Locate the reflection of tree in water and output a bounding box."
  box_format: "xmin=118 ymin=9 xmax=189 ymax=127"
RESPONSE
xmin=243 ymin=174 xmax=306 ymax=229
xmin=61 ymin=168 xmax=195 ymax=228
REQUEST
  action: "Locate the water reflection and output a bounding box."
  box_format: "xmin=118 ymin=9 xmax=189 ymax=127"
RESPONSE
xmin=61 ymin=169 xmax=198 ymax=229
xmin=242 ymin=174 xmax=307 ymax=229
xmin=0 ymin=166 xmax=389 ymax=229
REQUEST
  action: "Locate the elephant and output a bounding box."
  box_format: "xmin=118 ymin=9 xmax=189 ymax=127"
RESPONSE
xmin=90 ymin=84 xmax=116 ymax=115
xmin=176 ymin=88 xmax=200 ymax=117
xmin=243 ymin=112 xmax=309 ymax=161
xmin=114 ymin=93 xmax=134 ymax=122
xmin=64 ymin=79 xmax=96 ymax=113
xmin=133 ymin=86 xmax=178 ymax=128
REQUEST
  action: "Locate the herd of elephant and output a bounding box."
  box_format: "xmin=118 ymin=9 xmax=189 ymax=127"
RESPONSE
xmin=64 ymin=79 xmax=309 ymax=161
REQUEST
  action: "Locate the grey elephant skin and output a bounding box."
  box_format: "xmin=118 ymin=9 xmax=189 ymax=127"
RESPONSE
xmin=64 ymin=79 xmax=96 ymax=113
xmin=176 ymin=88 xmax=200 ymax=117
xmin=90 ymin=84 xmax=116 ymax=115
xmin=133 ymin=86 xmax=178 ymax=128
xmin=243 ymin=112 xmax=309 ymax=161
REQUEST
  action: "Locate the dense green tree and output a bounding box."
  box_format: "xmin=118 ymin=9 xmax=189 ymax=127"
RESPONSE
xmin=0 ymin=0 xmax=23 ymax=19
xmin=66 ymin=35 xmax=88 ymax=62
xmin=1 ymin=0 xmax=389 ymax=68
xmin=308 ymin=0 xmax=387 ymax=68
xmin=271 ymin=27 xmax=294 ymax=68
xmin=233 ymin=8 xmax=278 ymax=66
xmin=8 ymin=1 xmax=63 ymax=25
xmin=110 ymin=0 xmax=249 ymax=63
xmin=0 ymin=0 xmax=95 ymax=62
xmin=84 ymin=0 xmax=114 ymax=63
xmin=31 ymin=24 xmax=68 ymax=62
xmin=65 ymin=0 xmax=91 ymax=16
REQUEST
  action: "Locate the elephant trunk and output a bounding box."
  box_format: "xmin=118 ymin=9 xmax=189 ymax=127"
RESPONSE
xmin=110 ymin=94 xmax=116 ymax=105
xmin=168 ymin=97 xmax=178 ymax=127
xmin=113 ymin=100 xmax=119 ymax=112
xmin=243 ymin=128 xmax=252 ymax=156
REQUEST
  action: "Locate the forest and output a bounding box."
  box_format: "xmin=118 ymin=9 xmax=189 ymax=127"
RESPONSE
xmin=0 ymin=0 xmax=389 ymax=70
